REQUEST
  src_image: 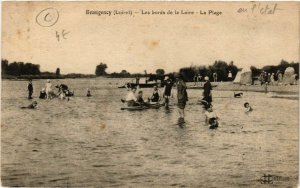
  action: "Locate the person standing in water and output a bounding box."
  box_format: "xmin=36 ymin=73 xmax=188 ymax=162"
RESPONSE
xmin=202 ymin=76 xmax=212 ymax=105
xmin=45 ymin=79 xmax=53 ymax=99
xmin=176 ymin=74 xmax=188 ymax=124
xmin=27 ymin=79 xmax=33 ymax=99
xmin=162 ymin=76 xmax=174 ymax=108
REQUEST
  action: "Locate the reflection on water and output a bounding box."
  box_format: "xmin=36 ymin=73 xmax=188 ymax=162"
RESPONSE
xmin=1 ymin=78 xmax=298 ymax=187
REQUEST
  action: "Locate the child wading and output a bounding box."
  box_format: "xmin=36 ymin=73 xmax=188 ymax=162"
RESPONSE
xmin=204 ymin=104 xmax=219 ymax=129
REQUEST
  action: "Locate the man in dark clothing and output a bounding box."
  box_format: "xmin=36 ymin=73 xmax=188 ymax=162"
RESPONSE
xmin=202 ymin=76 xmax=212 ymax=104
xmin=27 ymin=79 xmax=33 ymax=99
xmin=176 ymin=74 xmax=188 ymax=124
xmin=163 ymin=77 xmax=174 ymax=108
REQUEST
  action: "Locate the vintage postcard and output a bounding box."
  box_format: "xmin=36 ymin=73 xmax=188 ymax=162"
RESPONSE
xmin=1 ymin=1 xmax=299 ymax=187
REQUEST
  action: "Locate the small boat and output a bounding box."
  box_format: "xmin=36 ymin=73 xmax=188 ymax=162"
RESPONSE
xmin=121 ymin=106 xmax=149 ymax=111
xmin=120 ymin=103 xmax=164 ymax=111
xmin=187 ymin=85 xmax=217 ymax=89
xmin=118 ymin=82 xmax=158 ymax=89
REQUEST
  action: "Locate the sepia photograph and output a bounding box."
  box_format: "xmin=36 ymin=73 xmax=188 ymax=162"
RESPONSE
xmin=1 ymin=1 xmax=299 ymax=187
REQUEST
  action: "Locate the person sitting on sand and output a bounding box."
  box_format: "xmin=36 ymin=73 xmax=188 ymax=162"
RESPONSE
xmin=204 ymin=104 xmax=219 ymax=129
xmin=87 ymin=89 xmax=92 ymax=97
xmin=149 ymin=85 xmax=160 ymax=103
xmin=244 ymin=102 xmax=253 ymax=113
xmin=21 ymin=101 xmax=38 ymax=109
xmin=39 ymin=88 xmax=47 ymax=99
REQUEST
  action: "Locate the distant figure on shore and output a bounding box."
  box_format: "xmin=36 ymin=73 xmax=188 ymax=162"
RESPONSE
xmin=213 ymin=72 xmax=217 ymax=82
xmin=244 ymin=102 xmax=253 ymax=113
xmin=259 ymin=72 xmax=265 ymax=85
xmin=270 ymin=73 xmax=275 ymax=85
xmin=39 ymin=88 xmax=47 ymax=99
xmin=204 ymin=104 xmax=219 ymax=129
xmin=194 ymin=75 xmax=198 ymax=86
xmin=228 ymin=71 xmax=232 ymax=81
xmin=136 ymin=77 xmax=140 ymax=85
xmin=45 ymin=79 xmax=53 ymax=99
xmin=149 ymin=85 xmax=160 ymax=103
xmin=234 ymin=92 xmax=243 ymax=98
xmin=27 ymin=79 xmax=33 ymax=99
xmin=176 ymin=74 xmax=188 ymax=124
xmin=21 ymin=101 xmax=37 ymax=109
xmin=276 ymin=70 xmax=283 ymax=84
xmin=198 ymin=74 xmax=202 ymax=86
xmin=87 ymin=89 xmax=92 ymax=97
xmin=163 ymin=76 xmax=174 ymax=108
xmin=202 ymin=76 xmax=212 ymax=105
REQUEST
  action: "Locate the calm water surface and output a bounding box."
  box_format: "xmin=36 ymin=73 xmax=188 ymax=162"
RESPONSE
xmin=1 ymin=78 xmax=298 ymax=187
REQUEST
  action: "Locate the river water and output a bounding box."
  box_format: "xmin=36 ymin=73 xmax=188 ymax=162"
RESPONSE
xmin=1 ymin=78 xmax=298 ymax=187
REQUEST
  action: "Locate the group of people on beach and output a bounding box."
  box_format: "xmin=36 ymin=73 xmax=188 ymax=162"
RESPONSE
xmin=193 ymin=71 xmax=233 ymax=86
xmin=259 ymin=70 xmax=298 ymax=86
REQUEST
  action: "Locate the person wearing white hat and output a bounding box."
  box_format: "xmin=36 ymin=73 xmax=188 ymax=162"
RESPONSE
xmin=202 ymin=76 xmax=212 ymax=104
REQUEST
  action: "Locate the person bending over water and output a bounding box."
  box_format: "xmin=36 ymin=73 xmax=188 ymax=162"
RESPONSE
xmin=204 ymin=104 xmax=219 ymax=129
xmin=244 ymin=102 xmax=253 ymax=113
xmin=39 ymin=88 xmax=47 ymax=99
xmin=21 ymin=101 xmax=38 ymax=109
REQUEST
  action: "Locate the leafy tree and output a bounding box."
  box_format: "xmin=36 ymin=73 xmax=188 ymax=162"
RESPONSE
xmin=156 ymin=69 xmax=165 ymax=76
xmin=2 ymin=59 xmax=9 ymax=74
xmin=95 ymin=63 xmax=107 ymax=76
xmin=56 ymin=68 xmax=60 ymax=76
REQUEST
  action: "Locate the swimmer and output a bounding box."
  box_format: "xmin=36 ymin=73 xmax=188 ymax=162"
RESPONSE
xmin=204 ymin=104 xmax=219 ymax=129
xmin=244 ymin=102 xmax=253 ymax=112
xmin=234 ymin=92 xmax=243 ymax=98
xmin=87 ymin=89 xmax=92 ymax=97
xmin=21 ymin=101 xmax=38 ymax=109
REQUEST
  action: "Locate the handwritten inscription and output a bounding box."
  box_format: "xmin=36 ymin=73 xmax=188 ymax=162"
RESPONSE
xmin=56 ymin=30 xmax=70 ymax=42
xmin=237 ymin=3 xmax=280 ymax=15
xmin=36 ymin=8 xmax=59 ymax=27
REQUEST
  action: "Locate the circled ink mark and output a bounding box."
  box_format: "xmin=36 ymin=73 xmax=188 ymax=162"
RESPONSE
xmin=36 ymin=8 xmax=59 ymax=27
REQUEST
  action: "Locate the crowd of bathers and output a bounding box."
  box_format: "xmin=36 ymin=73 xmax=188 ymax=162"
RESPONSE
xmin=122 ymin=73 xmax=253 ymax=129
xmin=23 ymin=79 xmax=92 ymax=109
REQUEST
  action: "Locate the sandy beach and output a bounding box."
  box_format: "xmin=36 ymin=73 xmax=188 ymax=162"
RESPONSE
xmin=187 ymin=82 xmax=299 ymax=94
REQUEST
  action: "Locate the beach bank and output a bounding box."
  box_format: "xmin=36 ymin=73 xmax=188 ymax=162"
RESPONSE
xmin=187 ymin=82 xmax=299 ymax=94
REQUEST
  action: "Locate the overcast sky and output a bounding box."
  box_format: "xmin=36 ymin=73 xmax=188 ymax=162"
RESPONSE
xmin=2 ymin=2 xmax=299 ymax=74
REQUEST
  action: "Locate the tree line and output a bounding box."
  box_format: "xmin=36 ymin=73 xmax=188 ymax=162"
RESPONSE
xmin=2 ymin=59 xmax=41 ymax=76
xmin=179 ymin=61 xmax=239 ymax=82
